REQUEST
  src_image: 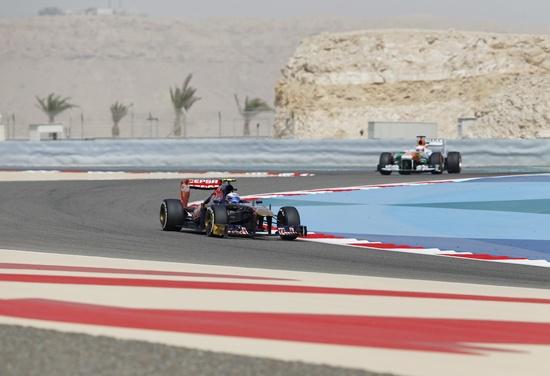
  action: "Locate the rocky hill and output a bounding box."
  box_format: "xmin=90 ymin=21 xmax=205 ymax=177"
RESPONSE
xmin=274 ymin=29 xmax=550 ymax=139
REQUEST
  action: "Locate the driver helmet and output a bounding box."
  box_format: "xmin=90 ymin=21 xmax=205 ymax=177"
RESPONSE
xmin=227 ymin=192 xmax=241 ymax=204
xmin=221 ymin=183 xmax=234 ymax=195
xmin=416 ymin=145 xmax=426 ymax=152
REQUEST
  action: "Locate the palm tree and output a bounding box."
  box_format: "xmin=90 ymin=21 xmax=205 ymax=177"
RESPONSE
xmin=234 ymin=94 xmax=273 ymax=136
xmin=110 ymin=102 xmax=129 ymax=138
xmin=169 ymin=74 xmax=201 ymax=137
xmin=36 ymin=93 xmax=76 ymax=123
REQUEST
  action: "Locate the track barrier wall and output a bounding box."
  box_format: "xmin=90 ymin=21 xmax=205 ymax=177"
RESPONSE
xmin=0 ymin=138 xmax=549 ymax=171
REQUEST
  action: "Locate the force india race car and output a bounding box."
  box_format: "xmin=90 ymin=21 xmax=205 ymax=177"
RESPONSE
xmin=159 ymin=178 xmax=307 ymax=240
xmin=377 ymin=136 xmax=462 ymax=175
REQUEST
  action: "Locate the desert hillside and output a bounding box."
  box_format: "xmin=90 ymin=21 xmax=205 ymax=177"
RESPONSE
xmin=0 ymin=16 xmax=367 ymax=138
xmin=274 ymin=29 xmax=550 ymax=139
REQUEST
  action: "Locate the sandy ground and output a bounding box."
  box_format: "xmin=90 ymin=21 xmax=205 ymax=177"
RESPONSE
xmin=0 ymin=16 xmax=370 ymax=139
xmin=3 ymin=16 xmax=550 ymax=140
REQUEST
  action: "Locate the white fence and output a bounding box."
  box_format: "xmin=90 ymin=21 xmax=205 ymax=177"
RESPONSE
xmin=1 ymin=138 xmax=549 ymax=171
xmin=0 ymin=111 xmax=276 ymax=139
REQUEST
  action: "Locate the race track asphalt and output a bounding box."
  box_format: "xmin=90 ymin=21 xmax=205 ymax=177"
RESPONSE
xmin=1 ymin=172 xmax=549 ymax=289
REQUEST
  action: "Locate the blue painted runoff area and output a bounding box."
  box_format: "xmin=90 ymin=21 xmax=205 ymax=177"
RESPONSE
xmin=265 ymin=174 xmax=550 ymax=261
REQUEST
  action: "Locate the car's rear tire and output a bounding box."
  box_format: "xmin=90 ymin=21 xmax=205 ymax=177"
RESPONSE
xmin=378 ymin=153 xmax=393 ymax=175
xmin=429 ymin=152 xmax=444 ymax=174
xmin=205 ymin=205 xmax=228 ymax=237
xmin=160 ymin=199 xmax=184 ymax=231
xmin=447 ymin=152 xmax=462 ymax=173
xmin=277 ymin=206 xmax=300 ymax=240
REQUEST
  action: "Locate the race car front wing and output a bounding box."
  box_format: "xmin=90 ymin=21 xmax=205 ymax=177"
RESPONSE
xmin=380 ymin=164 xmax=439 ymax=173
xmin=277 ymin=225 xmax=308 ymax=237
xmin=226 ymin=224 xmax=308 ymax=237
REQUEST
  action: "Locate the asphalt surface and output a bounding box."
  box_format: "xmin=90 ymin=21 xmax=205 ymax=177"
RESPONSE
xmin=2 ymin=171 xmax=550 ymax=376
xmin=0 ymin=324 xmax=389 ymax=376
xmin=1 ymin=172 xmax=549 ymax=288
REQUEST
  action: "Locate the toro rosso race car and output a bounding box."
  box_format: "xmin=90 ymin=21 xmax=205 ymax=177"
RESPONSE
xmin=159 ymin=178 xmax=307 ymax=240
xmin=377 ymin=136 xmax=462 ymax=175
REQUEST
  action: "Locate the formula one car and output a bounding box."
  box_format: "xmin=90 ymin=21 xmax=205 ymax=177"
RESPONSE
xmin=377 ymin=136 xmax=462 ymax=175
xmin=159 ymin=178 xmax=307 ymax=240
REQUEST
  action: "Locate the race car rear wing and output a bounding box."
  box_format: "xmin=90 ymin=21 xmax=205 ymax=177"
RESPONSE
xmin=179 ymin=179 xmax=219 ymax=208
xmin=180 ymin=178 xmax=237 ymax=207
xmin=182 ymin=178 xmax=236 ymax=190
xmin=185 ymin=179 xmax=223 ymax=190
xmin=180 ymin=179 xmax=236 ymax=208
xmin=426 ymin=138 xmax=446 ymax=153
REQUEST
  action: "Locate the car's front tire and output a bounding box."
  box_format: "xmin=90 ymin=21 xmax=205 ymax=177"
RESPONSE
xmin=277 ymin=206 xmax=301 ymax=240
xmin=160 ymin=199 xmax=184 ymax=231
xmin=378 ymin=152 xmax=393 ymax=175
xmin=205 ymin=205 xmax=228 ymax=237
xmin=398 ymin=159 xmax=412 ymax=175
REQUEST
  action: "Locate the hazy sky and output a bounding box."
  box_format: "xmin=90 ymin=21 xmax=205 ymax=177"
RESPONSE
xmin=1 ymin=0 xmax=549 ymax=28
